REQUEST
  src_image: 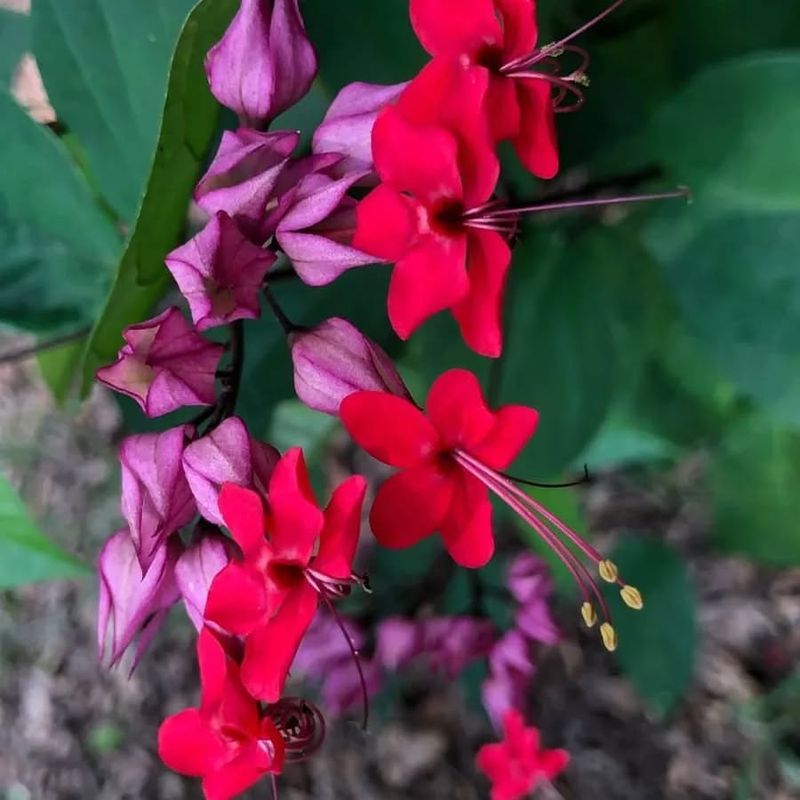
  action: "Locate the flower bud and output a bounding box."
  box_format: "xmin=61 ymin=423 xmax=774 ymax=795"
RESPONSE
xmin=119 ymin=426 xmax=196 ymax=568
xmin=205 ymin=0 xmax=317 ymax=128
xmin=96 ymin=308 xmax=224 ymax=417
xmin=97 ymin=530 xmax=181 ymax=670
xmin=290 ymin=317 xmax=409 ymax=415
xmin=166 ymin=212 xmax=276 ymax=331
xmin=182 ymin=417 xmax=279 ymax=525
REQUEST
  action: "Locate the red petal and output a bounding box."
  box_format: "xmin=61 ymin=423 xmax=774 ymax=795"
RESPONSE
xmin=158 ymin=709 xmax=226 ymax=777
xmin=496 ymin=0 xmax=539 ymax=60
xmin=372 ymin=105 xmax=462 ymax=203
xmin=388 ymin=233 xmax=470 ymax=340
xmin=205 ymin=563 xmax=269 ymax=636
xmin=398 ymin=60 xmax=498 ymax=207
xmin=340 ymin=391 xmax=440 ymax=468
xmin=471 ymin=405 xmax=539 ymax=470
xmin=441 ymin=471 xmax=495 ymax=568
xmin=219 ymin=661 xmax=261 ymax=739
xmin=426 ymin=369 xmax=495 ymax=450
xmin=267 ymin=448 xmax=324 ymax=565
xmin=452 ymin=229 xmax=511 ymax=357
xmin=241 ymin=583 xmax=318 ymax=702
xmin=539 ymin=747 xmax=570 ymax=780
xmin=476 ymin=741 xmax=509 ymax=783
xmin=410 ymin=0 xmax=502 ymax=58
xmin=198 ymin=628 xmax=228 ymax=713
xmin=201 ymin=749 xmax=267 ymax=800
xmin=218 ymin=484 xmax=266 ymax=560
xmin=513 ymin=78 xmax=559 ymax=179
xmin=314 ymin=475 xmax=367 ymax=580
xmin=487 ymin=73 xmax=521 ymax=141
xmin=353 ymin=184 xmax=418 ymax=261
xmin=370 ymin=463 xmax=455 ymax=549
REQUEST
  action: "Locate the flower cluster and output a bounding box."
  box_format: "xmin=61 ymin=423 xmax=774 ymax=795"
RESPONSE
xmin=93 ymin=1 xmax=667 ymax=798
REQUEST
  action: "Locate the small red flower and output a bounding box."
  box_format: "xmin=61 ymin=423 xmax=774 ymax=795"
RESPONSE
xmin=158 ymin=628 xmax=285 ymax=800
xmin=476 ymin=709 xmax=569 ymax=800
xmin=205 ymin=448 xmax=366 ymax=702
xmin=340 ymin=369 xmax=538 ymax=568
xmin=354 ymin=60 xmax=510 ymax=357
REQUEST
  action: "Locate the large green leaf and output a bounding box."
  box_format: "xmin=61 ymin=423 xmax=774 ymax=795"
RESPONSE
xmin=652 ymin=210 xmax=800 ymax=426
xmin=607 ymin=537 xmax=697 ymax=717
xmin=0 ymin=90 xmax=120 ymax=265
xmin=498 ymin=227 xmax=657 ymax=476
xmin=303 ymin=0 xmax=424 ymax=91
xmin=32 ymin=0 xmax=197 ymax=220
xmin=0 ymin=474 xmax=89 ymax=587
xmin=712 ymin=421 xmax=800 ymax=566
xmin=655 ymin=53 xmax=800 ymax=212
xmin=80 ymin=0 xmax=238 ymax=394
xmin=0 ymin=9 xmax=29 ymax=85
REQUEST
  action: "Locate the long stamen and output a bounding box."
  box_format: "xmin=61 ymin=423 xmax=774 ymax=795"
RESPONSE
xmin=309 ymin=578 xmax=370 ymax=731
xmin=500 ymin=70 xmax=587 ymax=112
xmin=521 ymin=0 xmax=626 ymax=71
xmin=484 ymin=188 xmax=690 ymax=219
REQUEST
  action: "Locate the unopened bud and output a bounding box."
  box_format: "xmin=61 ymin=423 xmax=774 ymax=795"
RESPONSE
xmin=290 ymin=317 xmax=410 ymax=415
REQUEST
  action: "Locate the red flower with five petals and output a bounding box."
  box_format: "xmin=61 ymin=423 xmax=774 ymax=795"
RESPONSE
xmin=340 ymin=369 xmax=538 ymax=568
xmin=354 ymin=60 xmax=511 ymax=357
xmin=476 ymin=709 xmax=569 ymax=800
xmin=410 ymin=0 xmax=559 ymax=179
xmin=204 ymin=448 xmax=366 ymax=702
xmin=158 ymin=628 xmax=285 ymax=800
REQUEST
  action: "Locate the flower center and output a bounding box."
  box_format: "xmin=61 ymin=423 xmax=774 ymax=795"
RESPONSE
xmin=268 ymin=561 xmax=305 ymax=589
xmin=475 ymin=43 xmax=506 ymax=73
xmin=431 ymin=199 xmax=466 ymax=236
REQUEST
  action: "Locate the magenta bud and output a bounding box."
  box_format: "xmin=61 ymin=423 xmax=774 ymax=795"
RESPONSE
xmin=165 ymin=212 xmax=276 ymax=331
xmin=96 ymin=308 xmax=224 ymax=418
xmin=290 ymin=317 xmax=409 ymax=415
xmin=182 ymin=417 xmax=279 ymax=525
xmin=205 ymin=0 xmax=317 ymax=128
xmin=119 ymin=426 xmax=196 ymax=569
xmin=175 ymin=533 xmax=231 ymax=631
xmin=312 ymin=81 xmax=407 ymax=178
xmin=97 ymin=530 xmax=181 ymax=671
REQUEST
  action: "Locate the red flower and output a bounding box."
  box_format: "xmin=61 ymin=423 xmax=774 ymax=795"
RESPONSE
xmin=410 ymin=0 xmax=560 ymax=179
xmin=204 ymin=449 xmax=366 ymax=702
xmin=340 ymin=369 xmax=538 ymax=568
xmin=158 ymin=628 xmax=285 ymax=800
xmin=354 ymin=60 xmax=511 ymax=357
xmin=476 ymin=709 xmax=569 ymax=800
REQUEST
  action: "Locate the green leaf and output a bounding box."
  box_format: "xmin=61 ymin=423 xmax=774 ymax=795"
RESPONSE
xmin=499 ymin=228 xmax=653 ymax=476
xmin=607 ymin=537 xmax=697 ymax=717
xmin=303 ymin=0 xmax=424 ymax=91
xmin=712 ymin=421 xmax=800 ymax=566
xmin=0 ymin=210 xmax=110 ymax=335
xmin=655 ymin=53 xmax=800 ymax=212
xmin=0 ymin=474 xmax=89 ymax=587
xmin=37 ymin=338 xmax=86 ymax=405
xmin=80 ymin=0 xmax=238 ymax=394
xmin=652 ymin=210 xmax=800 ymax=426
xmin=0 ymin=9 xmax=29 ymax=85
xmin=269 ymin=400 xmax=336 ymax=455
xmin=0 ymin=90 xmax=120 ymax=265
xmin=32 ymin=0 xmax=197 ymax=220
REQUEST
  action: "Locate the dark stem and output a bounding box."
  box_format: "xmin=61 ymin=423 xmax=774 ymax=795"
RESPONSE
xmin=194 ymin=320 xmax=245 ymax=434
xmin=0 ymin=326 xmax=91 ymax=366
xmin=503 ymin=464 xmax=592 ymax=489
xmin=263 ymin=285 xmax=297 ymax=335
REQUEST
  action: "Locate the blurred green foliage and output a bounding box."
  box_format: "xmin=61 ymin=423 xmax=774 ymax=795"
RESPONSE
xmin=1 ymin=0 xmax=799 ymax=713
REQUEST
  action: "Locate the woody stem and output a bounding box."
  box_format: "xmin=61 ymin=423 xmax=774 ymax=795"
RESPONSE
xmin=263 ymin=284 xmax=298 ymax=334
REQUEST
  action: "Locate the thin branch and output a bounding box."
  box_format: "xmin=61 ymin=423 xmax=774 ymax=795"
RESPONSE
xmin=0 ymin=327 xmax=90 ymax=366
xmin=263 ymin=285 xmax=298 ymax=334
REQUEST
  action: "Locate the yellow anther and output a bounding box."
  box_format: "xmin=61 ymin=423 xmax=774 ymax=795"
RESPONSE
xmin=620 ymin=585 xmax=644 ymax=611
xmin=600 ymin=623 xmax=618 ymax=652
xmin=581 ymin=602 xmax=597 ymax=628
xmin=598 ymin=560 xmax=619 ymax=583
xmin=570 ymin=72 xmax=591 ymax=87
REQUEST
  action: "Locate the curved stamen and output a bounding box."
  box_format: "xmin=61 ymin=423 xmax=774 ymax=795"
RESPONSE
xmin=268 ymin=698 xmax=326 ymax=762
xmin=502 ymin=70 xmax=586 ymax=112
xmin=308 ymin=577 xmax=370 ymax=731
xmin=503 ymin=464 xmax=591 ymax=489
